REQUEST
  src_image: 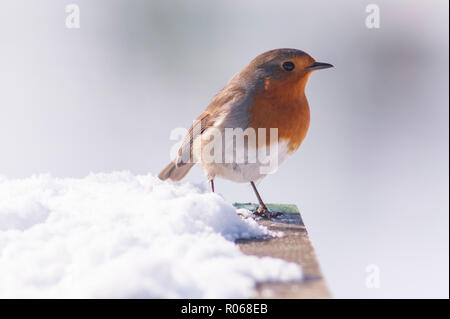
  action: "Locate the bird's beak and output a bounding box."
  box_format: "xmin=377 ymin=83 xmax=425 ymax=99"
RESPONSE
xmin=305 ymin=62 xmax=334 ymax=71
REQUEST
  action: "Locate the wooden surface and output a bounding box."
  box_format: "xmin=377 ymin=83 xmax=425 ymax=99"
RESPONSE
xmin=234 ymin=203 xmax=331 ymax=299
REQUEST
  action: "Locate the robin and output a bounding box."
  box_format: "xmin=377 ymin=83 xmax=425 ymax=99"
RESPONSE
xmin=158 ymin=48 xmax=333 ymax=217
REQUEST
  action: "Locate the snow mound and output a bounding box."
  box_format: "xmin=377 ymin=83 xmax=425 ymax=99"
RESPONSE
xmin=0 ymin=172 xmax=301 ymax=298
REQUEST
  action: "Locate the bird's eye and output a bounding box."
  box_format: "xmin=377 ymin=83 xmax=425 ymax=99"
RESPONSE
xmin=282 ymin=61 xmax=295 ymax=71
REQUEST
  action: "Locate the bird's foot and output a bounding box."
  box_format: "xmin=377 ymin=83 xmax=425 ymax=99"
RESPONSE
xmin=253 ymin=205 xmax=282 ymax=219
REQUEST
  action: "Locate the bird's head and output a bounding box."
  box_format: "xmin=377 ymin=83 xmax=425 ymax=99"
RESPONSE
xmin=240 ymin=48 xmax=333 ymax=94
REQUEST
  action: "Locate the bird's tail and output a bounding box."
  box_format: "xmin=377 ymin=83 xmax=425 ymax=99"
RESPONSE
xmin=157 ymin=162 xmax=195 ymax=181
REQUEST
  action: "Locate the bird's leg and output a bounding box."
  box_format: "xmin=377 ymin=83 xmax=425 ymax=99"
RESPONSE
xmin=210 ymin=179 xmax=215 ymax=193
xmin=250 ymin=181 xmax=280 ymax=218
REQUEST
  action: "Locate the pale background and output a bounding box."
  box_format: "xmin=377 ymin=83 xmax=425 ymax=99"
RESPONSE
xmin=0 ymin=0 xmax=448 ymax=298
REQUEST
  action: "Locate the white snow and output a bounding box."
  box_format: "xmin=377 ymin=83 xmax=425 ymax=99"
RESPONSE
xmin=0 ymin=172 xmax=301 ymax=298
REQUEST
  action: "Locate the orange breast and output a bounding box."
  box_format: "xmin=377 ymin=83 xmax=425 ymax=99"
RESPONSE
xmin=249 ymin=75 xmax=311 ymax=152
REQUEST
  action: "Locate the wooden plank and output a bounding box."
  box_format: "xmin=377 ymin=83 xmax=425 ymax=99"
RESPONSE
xmin=234 ymin=203 xmax=331 ymax=299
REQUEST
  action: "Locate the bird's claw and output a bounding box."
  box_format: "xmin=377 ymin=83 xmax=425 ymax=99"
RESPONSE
xmin=253 ymin=205 xmax=282 ymax=219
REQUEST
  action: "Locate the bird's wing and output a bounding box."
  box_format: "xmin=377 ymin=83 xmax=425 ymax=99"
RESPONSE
xmin=175 ymin=85 xmax=251 ymax=167
xmin=175 ymin=111 xmax=214 ymax=166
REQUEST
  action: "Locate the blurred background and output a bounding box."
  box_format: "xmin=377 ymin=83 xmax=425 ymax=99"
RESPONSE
xmin=0 ymin=0 xmax=448 ymax=298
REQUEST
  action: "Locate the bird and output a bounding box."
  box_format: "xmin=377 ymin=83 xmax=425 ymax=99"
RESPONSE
xmin=158 ymin=48 xmax=333 ymax=217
